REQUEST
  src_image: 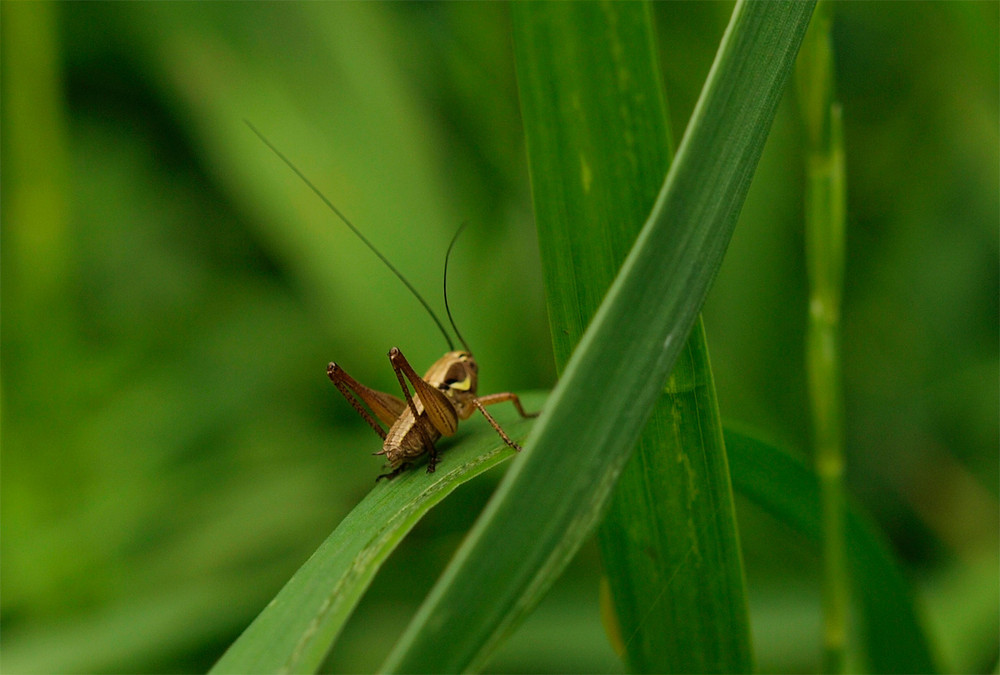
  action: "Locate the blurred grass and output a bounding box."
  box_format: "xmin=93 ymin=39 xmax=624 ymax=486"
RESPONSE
xmin=2 ymin=2 xmax=997 ymax=673
xmin=796 ymin=4 xmax=850 ymax=671
xmin=725 ymin=430 xmax=937 ymax=673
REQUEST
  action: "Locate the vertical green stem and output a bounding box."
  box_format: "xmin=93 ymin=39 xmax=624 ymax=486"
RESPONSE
xmin=796 ymin=4 xmax=849 ymax=672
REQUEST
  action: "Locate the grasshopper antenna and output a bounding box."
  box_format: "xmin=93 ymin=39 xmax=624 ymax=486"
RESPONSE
xmin=244 ymin=120 xmax=455 ymax=351
xmin=443 ymin=223 xmax=471 ymax=354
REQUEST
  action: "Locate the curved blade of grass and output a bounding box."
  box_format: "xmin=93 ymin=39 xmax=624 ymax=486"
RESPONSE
xmin=209 ymin=394 xmax=543 ymax=675
xmin=381 ymin=2 xmax=816 ymax=672
xmin=509 ymin=2 xmax=752 ymax=671
xmin=724 ymin=429 xmax=939 ymax=673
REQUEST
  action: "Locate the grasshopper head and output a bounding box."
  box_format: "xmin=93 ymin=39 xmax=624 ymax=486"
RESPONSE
xmin=424 ymin=350 xmax=479 ymax=418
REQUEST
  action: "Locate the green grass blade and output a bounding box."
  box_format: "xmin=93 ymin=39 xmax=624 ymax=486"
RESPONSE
xmin=796 ymin=5 xmax=850 ymax=671
xmin=380 ymin=2 xmax=815 ymax=672
xmin=724 ymin=429 xmax=939 ymax=673
xmin=511 ymin=0 xmax=675 ymax=364
xmin=509 ymin=2 xmax=751 ymax=671
xmin=208 ymin=397 xmax=542 ymax=675
xmin=598 ymin=320 xmax=752 ymax=673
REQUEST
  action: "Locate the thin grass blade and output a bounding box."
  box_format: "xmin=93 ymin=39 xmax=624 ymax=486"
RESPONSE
xmin=796 ymin=5 xmax=850 ymax=671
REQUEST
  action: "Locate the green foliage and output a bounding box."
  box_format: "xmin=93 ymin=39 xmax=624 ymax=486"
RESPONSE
xmin=797 ymin=5 xmax=851 ymax=671
xmin=725 ymin=430 xmax=937 ymax=673
xmin=2 ymin=2 xmax=996 ymax=673
xmin=512 ymin=3 xmax=753 ymax=672
xmin=379 ymin=2 xmax=811 ymax=671
xmin=210 ymin=398 xmax=542 ymax=674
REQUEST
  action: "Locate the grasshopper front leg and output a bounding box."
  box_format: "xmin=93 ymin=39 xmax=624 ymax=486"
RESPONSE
xmin=375 ymin=462 xmax=412 ymax=482
xmin=473 ymin=392 xmax=539 ymax=451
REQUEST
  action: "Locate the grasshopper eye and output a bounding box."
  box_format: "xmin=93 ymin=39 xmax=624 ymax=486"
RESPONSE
xmin=442 ymin=362 xmax=473 ymax=391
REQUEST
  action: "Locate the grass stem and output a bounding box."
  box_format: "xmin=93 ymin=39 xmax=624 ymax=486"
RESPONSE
xmin=796 ymin=5 xmax=850 ymax=672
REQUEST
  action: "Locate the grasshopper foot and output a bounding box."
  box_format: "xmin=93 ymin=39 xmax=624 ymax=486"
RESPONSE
xmin=376 ymin=462 xmax=412 ymax=482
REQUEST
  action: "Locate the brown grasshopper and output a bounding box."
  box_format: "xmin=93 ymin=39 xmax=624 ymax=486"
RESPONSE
xmin=247 ymin=122 xmax=537 ymax=480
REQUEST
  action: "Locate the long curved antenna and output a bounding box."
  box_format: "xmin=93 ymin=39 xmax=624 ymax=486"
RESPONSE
xmin=443 ymin=223 xmax=471 ymax=354
xmin=245 ymin=120 xmax=454 ymax=351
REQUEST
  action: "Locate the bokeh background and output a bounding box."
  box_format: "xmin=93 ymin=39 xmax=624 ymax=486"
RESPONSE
xmin=3 ymin=2 xmax=996 ymax=672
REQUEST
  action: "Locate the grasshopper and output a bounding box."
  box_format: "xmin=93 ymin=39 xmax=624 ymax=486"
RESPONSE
xmin=247 ymin=122 xmax=537 ymax=480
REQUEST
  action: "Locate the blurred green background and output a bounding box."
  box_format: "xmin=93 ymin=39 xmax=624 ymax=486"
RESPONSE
xmin=2 ymin=2 xmax=996 ymax=673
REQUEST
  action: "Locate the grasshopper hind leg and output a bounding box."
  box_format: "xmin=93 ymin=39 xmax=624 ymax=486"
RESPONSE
xmin=327 ymin=362 xmax=409 ymax=438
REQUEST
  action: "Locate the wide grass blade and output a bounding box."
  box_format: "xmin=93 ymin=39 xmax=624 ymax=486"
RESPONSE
xmin=209 ymin=397 xmax=541 ymax=675
xmin=598 ymin=320 xmax=751 ymax=673
xmin=511 ymin=2 xmax=751 ymax=671
xmin=381 ymin=2 xmax=815 ymax=672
